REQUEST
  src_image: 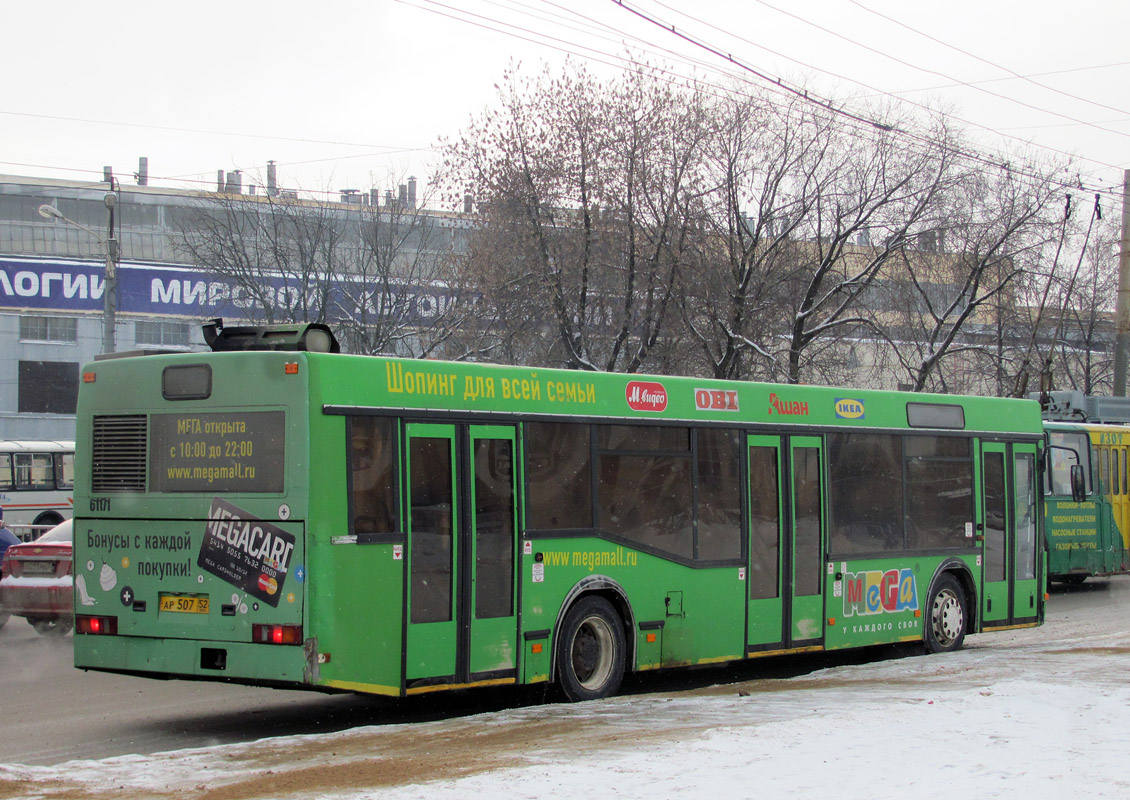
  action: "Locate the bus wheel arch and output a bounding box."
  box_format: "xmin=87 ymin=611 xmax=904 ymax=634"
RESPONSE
xmin=552 ymin=576 xmax=634 ymax=701
xmin=923 ymin=565 xmax=971 ymax=654
xmin=32 ymin=511 xmax=64 ymax=528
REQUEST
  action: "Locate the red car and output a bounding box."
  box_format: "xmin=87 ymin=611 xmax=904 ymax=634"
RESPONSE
xmin=0 ymin=519 xmax=73 ymax=635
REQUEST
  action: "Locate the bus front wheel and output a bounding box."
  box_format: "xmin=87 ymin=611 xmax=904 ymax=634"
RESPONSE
xmin=924 ymin=574 xmax=967 ymax=654
xmin=556 ymin=596 xmax=626 ymax=702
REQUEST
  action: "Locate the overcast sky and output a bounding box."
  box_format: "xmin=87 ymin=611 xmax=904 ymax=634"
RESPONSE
xmin=4 ymin=0 xmax=1128 ymax=205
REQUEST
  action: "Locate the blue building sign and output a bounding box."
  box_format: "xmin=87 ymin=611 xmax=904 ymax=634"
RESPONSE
xmin=0 ymin=257 xmax=456 ymax=323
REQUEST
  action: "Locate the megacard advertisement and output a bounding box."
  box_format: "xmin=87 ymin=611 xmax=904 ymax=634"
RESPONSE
xmin=197 ymin=498 xmax=296 ymax=607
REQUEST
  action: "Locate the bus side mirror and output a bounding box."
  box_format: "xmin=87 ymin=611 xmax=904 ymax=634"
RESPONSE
xmin=1070 ymin=464 xmax=1086 ymax=503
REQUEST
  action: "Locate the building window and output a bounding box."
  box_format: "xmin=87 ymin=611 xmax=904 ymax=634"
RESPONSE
xmin=18 ymin=361 xmax=79 ymax=414
xmin=19 ymin=316 xmax=77 ymax=343
xmin=136 ymin=320 xmax=190 ymax=347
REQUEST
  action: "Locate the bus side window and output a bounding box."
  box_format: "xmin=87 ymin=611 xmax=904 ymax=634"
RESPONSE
xmin=0 ymin=453 xmax=11 ymax=491
xmin=14 ymin=453 xmax=54 ymax=490
xmin=349 ymin=417 xmax=398 ymax=535
xmin=55 ymin=453 xmax=75 ymax=490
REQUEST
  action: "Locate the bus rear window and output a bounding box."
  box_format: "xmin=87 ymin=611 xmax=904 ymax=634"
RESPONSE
xmin=149 ymin=411 xmax=285 ymax=493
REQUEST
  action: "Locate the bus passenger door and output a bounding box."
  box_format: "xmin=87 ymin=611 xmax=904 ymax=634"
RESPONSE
xmin=746 ymin=435 xmax=825 ymax=651
xmin=789 ymin=437 xmax=825 ymax=646
xmin=981 ymin=442 xmax=1038 ymax=626
xmin=466 ymin=426 xmax=519 ymax=679
xmin=405 ymin=424 xmax=459 ymax=682
xmin=1011 ymin=444 xmax=1039 ymax=624
xmin=746 ymin=436 xmax=784 ymax=650
xmin=405 ymin=423 xmax=519 ymax=688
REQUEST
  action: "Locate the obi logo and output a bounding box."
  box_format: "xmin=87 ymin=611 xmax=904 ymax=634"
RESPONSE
xmin=835 ymin=398 xmax=865 ymax=420
xmin=626 ymin=381 xmax=668 ymax=412
xmin=843 ymin=569 xmax=918 ymax=617
xmin=695 ymin=388 xmax=739 ymax=412
xmin=769 ymin=392 xmax=809 ymax=416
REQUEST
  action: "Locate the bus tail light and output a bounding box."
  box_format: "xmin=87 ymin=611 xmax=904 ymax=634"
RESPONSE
xmin=252 ymin=623 xmax=303 ymax=645
xmin=76 ymin=615 xmax=118 ymax=635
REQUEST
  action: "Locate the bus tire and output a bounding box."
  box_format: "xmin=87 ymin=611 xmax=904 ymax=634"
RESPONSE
xmin=924 ymin=574 xmax=967 ymax=654
xmin=556 ymin=596 xmax=626 ymax=702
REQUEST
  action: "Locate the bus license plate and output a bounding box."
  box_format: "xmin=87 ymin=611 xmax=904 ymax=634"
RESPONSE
xmin=159 ymin=594 xmax=210 ymax=614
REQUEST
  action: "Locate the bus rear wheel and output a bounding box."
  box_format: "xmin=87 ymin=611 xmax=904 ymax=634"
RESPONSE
xmin=33 ymin=512 xmax=64 ymax=528
xmin=924 ymin=574 xmax=967 ymax=654
xmin=556 ymin=596 xmax=626 ymax=702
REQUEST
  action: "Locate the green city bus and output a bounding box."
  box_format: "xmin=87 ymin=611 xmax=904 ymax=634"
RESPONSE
xmin=73 ymin=322 xmax=1045 ymax=701
xmin=1040 ymin=392 xmax=1130 ymax=583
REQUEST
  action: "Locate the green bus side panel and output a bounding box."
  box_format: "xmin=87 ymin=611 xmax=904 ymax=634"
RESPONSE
xmin=523 ymin=538 xmax=745 ymax=670
xmin=792 ymin=595 xmax=824 ymax=643
xmin=311 ymin=542 xmax=404 ymax=694
xmin=1045 ymin=498 xmax=1124 ymax=577
xmin=823 ymin=556 xmax=974 ymax=650
xmin=312 ymin=355 xmax=1043 ymax=436
xmin=746 ymin=596 xmax=783 ymax=647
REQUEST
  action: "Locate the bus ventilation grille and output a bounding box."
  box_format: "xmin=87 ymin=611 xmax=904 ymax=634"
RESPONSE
xmin=92 ymin=415 xmax=148 ymax=492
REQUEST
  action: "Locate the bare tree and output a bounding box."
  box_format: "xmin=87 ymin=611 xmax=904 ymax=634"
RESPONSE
xmin=680 ymin=93 xmax=820 ymax=381
xmin=175 ymin=190 xmax=342 ymax=324
xmin=175 ymin=182 xmax=470 ymax=357
xmin=682 ymin=89 xmax=968 ymax=386
xmin=879 ymin=159 xmax=1068 ymax=393
xmin=331 ymin=186 xmax=471 ymax=358
xmin=443 ymin=62 xmax=710 ymax=372
xmin=777 ymin=112 xmax=962 ymax=385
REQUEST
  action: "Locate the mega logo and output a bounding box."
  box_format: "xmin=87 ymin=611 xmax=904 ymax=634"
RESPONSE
xmin=769 ymin=392 xmax=809 ymax=416
xmin=843 ymin=569 xmax=918 ymax=617
xmin=834 ymin=398 xmax=865 ymax=420
xmin=695 ymin=388 xmax=739 ymax=412
xmin=626 ymin=381 xmax=668 ymax=412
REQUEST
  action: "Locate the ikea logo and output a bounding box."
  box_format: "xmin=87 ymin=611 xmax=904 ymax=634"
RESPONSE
xmin=835 ymin=398 xmax=865 ymax=419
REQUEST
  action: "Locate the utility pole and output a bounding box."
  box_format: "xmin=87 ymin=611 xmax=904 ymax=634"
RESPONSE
xmin=102 ymin=188 xmax=119 ymax=354
xmin=1115 ymin=169 xmax=1130 ymax=396
xmin=102 ymin=188 xmax=119 ymax=355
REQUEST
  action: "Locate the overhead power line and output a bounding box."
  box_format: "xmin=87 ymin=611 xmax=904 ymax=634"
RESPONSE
xmin=750 ymin=0 xmax=1130 ymax=141
xmin=609 ymin=0 xmax=1119 ymax=193
xmin=848 ymin=0 xmax=1130 ymax=120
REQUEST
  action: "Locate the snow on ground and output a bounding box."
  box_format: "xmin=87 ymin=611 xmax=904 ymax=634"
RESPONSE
xmin=3 ymin=607 xmax=1130 ymax=799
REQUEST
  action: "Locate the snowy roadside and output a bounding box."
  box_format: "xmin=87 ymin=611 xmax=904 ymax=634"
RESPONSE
xmin=3 ymin=610 xmax=1129 ymax=800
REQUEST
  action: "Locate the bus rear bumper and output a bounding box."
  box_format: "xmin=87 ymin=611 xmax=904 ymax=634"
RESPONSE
xmin=74 ymin=634 xmax=314 ymax=688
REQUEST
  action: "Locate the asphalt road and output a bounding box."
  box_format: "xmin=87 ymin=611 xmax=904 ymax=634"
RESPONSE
xmin=0 ymin=576 xmax=1123 ymax=767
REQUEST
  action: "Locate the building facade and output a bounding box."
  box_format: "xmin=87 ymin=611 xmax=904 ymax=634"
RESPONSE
xmin=0 ymin=173 xmax=466 ymax=441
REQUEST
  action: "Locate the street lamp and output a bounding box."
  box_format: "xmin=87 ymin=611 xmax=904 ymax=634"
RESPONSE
xmin=38 ymin=192 xmax=120 ymax=354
